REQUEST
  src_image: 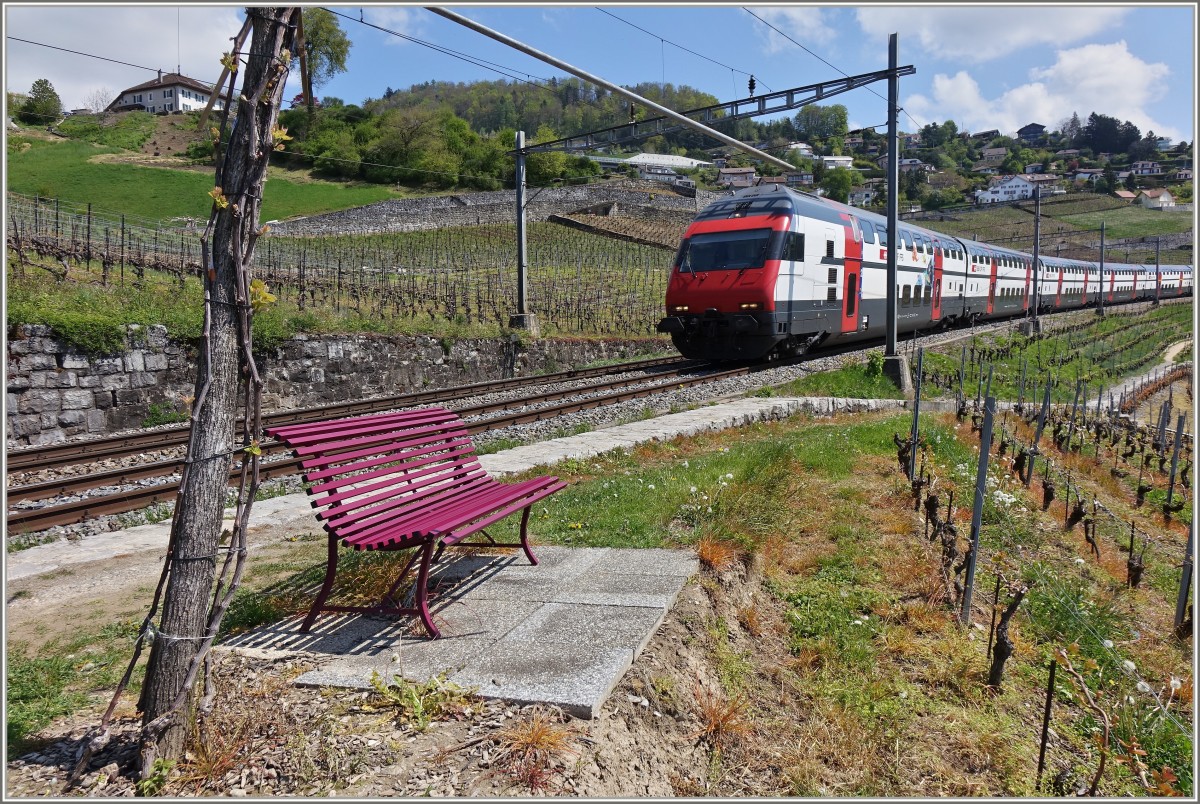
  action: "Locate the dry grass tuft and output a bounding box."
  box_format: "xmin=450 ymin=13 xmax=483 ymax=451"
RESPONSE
xmin=690 ymin=683 xmax=752 ymax=749
xmin=696 ymin=535 xmax=739 ymax=571
xmin=491 ymin=707 xmax=581 ymax=793
xmin=737 ymin=604 xmax=765 ymax=637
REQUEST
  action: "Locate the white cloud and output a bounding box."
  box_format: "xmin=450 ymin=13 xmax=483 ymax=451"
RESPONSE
xmin=855 ymin=7 xmax=1129 ymax=64
xmin=904 ymin=42 xmax=1180 ymax=141
xmin=746 ymin=7 xmax=838 ymax=54
xmin=5 ymin=6 xmax=245 ymax=110
xmin=364 ymin=7 xmax=424 ymax=44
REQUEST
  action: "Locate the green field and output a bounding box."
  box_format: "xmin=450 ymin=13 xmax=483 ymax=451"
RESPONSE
xmin=6 ymin=137 xmax=403 ymax=221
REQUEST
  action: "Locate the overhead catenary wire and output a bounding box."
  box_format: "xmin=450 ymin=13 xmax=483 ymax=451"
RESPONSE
xmin=594 ymin=7 xmax=773 ymax=94
xmin=741 ymin=7 xmax=926 ymax=132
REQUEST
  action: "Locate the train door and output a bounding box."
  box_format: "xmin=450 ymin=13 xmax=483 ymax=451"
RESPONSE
xmin=931 ymin=242 xmax=944 ymax=321
xmin=1132 ymin=270 xmax=1137 ymax=298
xmin=840 ymin=218 xmax=861 ymax=333
xmin=1082 ymin=270 xmax=1089 ymax=304
xmin=1022 ymin=260 xmax=1032 ymax=311
xmin=1108 ymin=269 xmax=1115 ymax=302
xmin=986 ymin=256 xmax=997 ymax=314
xmin=1055 ymin=267 xmax=1063 ymax=308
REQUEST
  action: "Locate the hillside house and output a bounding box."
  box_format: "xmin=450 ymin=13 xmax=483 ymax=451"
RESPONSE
xmin=971 ymin=162 xmax=1000 ymax=175
xmin=1156 ymin=137 xmax=1173 ymax=150
xmin=1175 ymin=167 xmax=1193 ymax=181
xmin=786 ymin=171 xmax=814 ymax=187
xmin=1025 ymin=163 xmax=1044 ymax=174
xmin=848 ymin=186 xmax=878 ymax=207
xmin=981 ymin=147 xmax=1008 ymax=164
xmin=843 ymin=135 xmax=864 ymax=149
xmin=1113 ymin=190 xmax=1137 ymax=202
xmin=1131 ymin=160 xmax=1163 ymax=176
xmin=1074 ymin=168 xmax=1104 ymax=183
xmin=786 ymin=142 xmax=814 ymax=157
xmin=820 ymin=155 xmax=854 ymax=170
xmin=1138 ymin=188 xmax=1175 ymax=209
xmin=717 ymin=167 xmax=757 ymax=186
xmin=903 ymin=132 xmax=921 ymax=147
xmin=107 ymin=70 xmax=224 ymax=114
xmin=876 ymin=155 xmax=932 ymax=173
xmin=970 ymin=129 xmax=1000 ymax=141
xmin=1055 ymin=149 xmax=1081 ymax=158
xmin=975 ymin=175 xmax=1036 ymax=204
xmin=1017 ymin=123 xmax=1046 ymax=143
xmin=638 ymin=166 xmax=680 ymax=183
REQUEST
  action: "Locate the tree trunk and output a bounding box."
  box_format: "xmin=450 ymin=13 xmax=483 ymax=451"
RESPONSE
xmin=138 ymin=6 xmax=299 ymax=766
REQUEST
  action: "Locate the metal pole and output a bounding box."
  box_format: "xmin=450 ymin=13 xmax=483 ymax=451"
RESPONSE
xmin=958 ymin=346 xmax=966 ymax=402
xmin=1027 ymin=382 xmax=1052 ymax=488
xmin=1167 ymin=413 xmax=1186 ymax=508
xmin=1157 ymin=400 xmax=1170 ymax=454
xmin=515 ymin=130 xmax=529 ymax=317
xmin=1017 ymin=358 xmax=1027 ymax=411
xmin=885 ymin=32 xmax=900 ymax=357
xmin=1035 ymin=657 xmax=1057 ymax=790
xmin=428 ymin=6 xmax=797 ymax=172
xmin=1031 ymin=188 xmax=1041 ymax=328
xmin=984 ymin=363 xmax=994 ymax=401
xmin=909 ymin=347 xmax=923 ymax=480
xmin=1067 ymin=380 xmax=1082 ymax=446
xmin=1176 ymin=524 xmax=1194 ymax=635
xmin=960 ymin=396 xmax=996 ymax=626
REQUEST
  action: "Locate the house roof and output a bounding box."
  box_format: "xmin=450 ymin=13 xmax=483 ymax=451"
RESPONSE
xmin=116 ymin=72 xmax=216 ymax=97
xmin=718 ymin=167 xmax=757 ymax=175
xmin=1139 ymin=189 xmax=1172 ymax=198
xmin=625 ymin=153 xmax=711 ymax=168
xmin=1114 ymin=190 xmax=1137 ymax=199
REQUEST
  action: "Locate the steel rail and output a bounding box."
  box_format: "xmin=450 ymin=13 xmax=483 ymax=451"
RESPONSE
xmin=6 ymin=355 xmax=695 ymax=473
xmin=6 ymin=360 xmax=762 ymax=533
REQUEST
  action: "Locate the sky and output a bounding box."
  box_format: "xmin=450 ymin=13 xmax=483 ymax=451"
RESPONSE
xmin=4 ymin=3 xmax=1196 ymax=145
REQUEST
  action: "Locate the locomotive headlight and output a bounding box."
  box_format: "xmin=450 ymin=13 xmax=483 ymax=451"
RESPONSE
xmin=670 ymin=305 xmax=689 ymax=313
xmin=739 ymin=302 xmax=762 ymax=310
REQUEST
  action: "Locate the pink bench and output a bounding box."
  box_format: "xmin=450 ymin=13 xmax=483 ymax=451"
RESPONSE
xmin=268 ymin=407 xmax=566 ymax=638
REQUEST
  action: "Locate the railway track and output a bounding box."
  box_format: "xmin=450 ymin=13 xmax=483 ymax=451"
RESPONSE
xmin=6 ymin=356 xmax=771 ymax=534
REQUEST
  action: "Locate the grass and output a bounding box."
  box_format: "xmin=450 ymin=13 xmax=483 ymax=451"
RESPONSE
xmin=9 ymin=409 xmax=1192 ymax=795
xmin=6 ymin=136 xmax=402 ymax=222
xmin=770 ymin=354 xmax=906 ymax=400
xmin=6 ymin=619 xmax=143 ymax=759
xmin=55 ymin=111 xmax=158 ymax=150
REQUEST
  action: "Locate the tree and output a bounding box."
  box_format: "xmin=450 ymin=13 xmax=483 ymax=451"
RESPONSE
xmin=84 ymin=86 xmax=115 ymax=115
xmin=132 ymin=7 xmax=300 ymax=775
xmin=18 ymin=78 xmax=62 ymax=124
xmin=820 ymin=166 xmax=858 ymax=203
xmin=299 ymin=7 xmax=351 ymax=90
xmin=1124 ymin=171 xmax=1138 ymax=192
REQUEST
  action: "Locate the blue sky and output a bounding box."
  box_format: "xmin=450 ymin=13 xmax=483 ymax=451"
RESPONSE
xmin=5 ymin=4 xmax=1196 ymax=144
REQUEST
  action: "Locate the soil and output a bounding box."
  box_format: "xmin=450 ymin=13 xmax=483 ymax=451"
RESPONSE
xmin=5 ymin=520 xmax=769 ymax=797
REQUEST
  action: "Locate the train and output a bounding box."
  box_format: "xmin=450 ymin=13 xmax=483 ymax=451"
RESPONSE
xmin=656 ymin=184 xmax=1193 ymax=361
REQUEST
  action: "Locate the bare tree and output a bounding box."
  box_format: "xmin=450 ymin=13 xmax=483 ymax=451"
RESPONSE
xmin=84 ymin=86 xmax=115 ymax=115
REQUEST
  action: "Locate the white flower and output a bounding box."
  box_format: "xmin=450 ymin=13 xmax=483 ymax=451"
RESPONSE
xmin=647 ymin=484 xmax=655 ymax=490
xmin=1171 ymin=677 xmax=1182 ymax=691
xmin=690 ymin=486 xmax=698 ymax=494
xmin=725 ymin=473 xmax=734 ymax=480
xmin=1121 ymin=659 xmax=1137 ymax=674
xmin=1136 ymin=681 xmax=1152 ymax=694
xmin=682 ymin=460 xmax=689 ymax=468
xmin=899 ymin=690 xmax=908 ymax=699
xmin=1074 ymin=558 xmax=1085 ymax=565
xmin=1102 ymin=639 xmax=1114 ymax=649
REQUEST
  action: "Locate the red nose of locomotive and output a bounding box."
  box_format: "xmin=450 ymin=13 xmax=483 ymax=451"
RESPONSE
xmin=657 ymin=214 xmax=787 ymax=361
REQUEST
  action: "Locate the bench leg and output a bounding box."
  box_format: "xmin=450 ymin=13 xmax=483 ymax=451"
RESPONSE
xmin=518 ymin=506 xmax=538 ymax=566
xmin=414 ymin=540 xmax=441 ymax=639
xmin=301 ymin=536 xmax=341 ymax=633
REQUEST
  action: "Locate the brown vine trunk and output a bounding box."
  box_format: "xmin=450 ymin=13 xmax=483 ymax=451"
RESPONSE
xmin=138 ymin=6 xmax=299 ymax=767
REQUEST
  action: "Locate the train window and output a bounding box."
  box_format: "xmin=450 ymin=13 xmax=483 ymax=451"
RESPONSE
xmin=878 ymin=226 xmax=888 ymax=247
xmin=782 ymin=233 xmax=805 ymax=262
xmin=846 ymin=274 xmax=857 ymax=316
xmin=680 ymin=228 xmax=774 ymax=272
xmin=826 ymin=240 xmax=835 ymax=259
xmin=858 ymin=220 xmax=876 ymax=244
xmin=924 ymin=286 xmax=932 ymax=304
xmin=902 ymin=285 xmax=911 ymax=307
xmin=827 ymin=286 xmax=837 ymax=301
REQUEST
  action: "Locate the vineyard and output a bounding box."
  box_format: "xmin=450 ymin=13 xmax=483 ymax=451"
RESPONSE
xmin=5 ymin=192 xmax=674 ymax=337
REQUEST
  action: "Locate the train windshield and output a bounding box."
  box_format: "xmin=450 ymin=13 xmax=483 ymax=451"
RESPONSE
xmin=677 ymin=229 xmax=776 ymax=273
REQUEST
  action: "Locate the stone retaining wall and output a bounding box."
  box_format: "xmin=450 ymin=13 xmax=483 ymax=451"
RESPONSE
xmin=5 ymin=323 xmax=670 ymax=446
xmin=268 ymin=181 xmax=728 ymax=237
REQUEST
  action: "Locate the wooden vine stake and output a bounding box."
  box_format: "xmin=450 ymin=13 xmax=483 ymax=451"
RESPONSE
xmin=64 ymin=8 xmax=301 ymax=787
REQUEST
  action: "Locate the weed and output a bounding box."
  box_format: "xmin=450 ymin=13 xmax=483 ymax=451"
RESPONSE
xmin=491 ymin=707 xmax=581 ymax=793
xmin=135 ymin=758 xmax=175 ymax=797
xmin=142 ymin=402 xmax=189 ymax=427
xmin=696 ymin=535 xmax=739 ymax=571
xmin=689 ymin=683 xmax=752 ymax=749
xmin=366 ymin=671 xmax=476 ymax=732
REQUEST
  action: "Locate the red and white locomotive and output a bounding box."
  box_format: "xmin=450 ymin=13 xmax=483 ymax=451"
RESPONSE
xmin=657 ymin=185 xmax=1193 ymax=361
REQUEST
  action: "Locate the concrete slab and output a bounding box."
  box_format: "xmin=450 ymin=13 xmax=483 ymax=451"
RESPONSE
xmin=448 ymin=641 xmax=636 ymax=719
xmin=500 ymin=602 xmax=668 ymax=653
